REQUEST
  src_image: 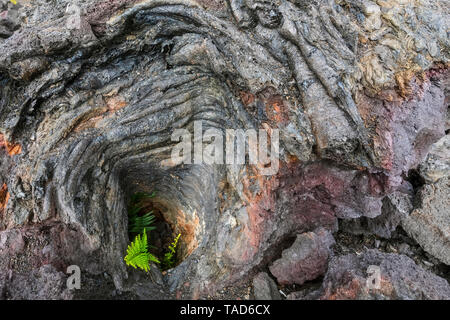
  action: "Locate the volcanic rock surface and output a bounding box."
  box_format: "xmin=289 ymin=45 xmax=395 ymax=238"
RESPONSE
xmin=0 ymin=0 xmax=449 ymax=299
xmin=317 ymin=250 xmax=450 ymax=300
xmin=269 ymin=228 xmax=334 ymax=286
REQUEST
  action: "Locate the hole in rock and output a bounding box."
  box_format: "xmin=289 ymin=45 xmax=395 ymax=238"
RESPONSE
xmin=259 ymin=234 xmax=298 ymax=270
xmin=120 ymin=165 xmax=206 ymax=276
xmin=127 ymin=192 xmax=182 ymax=270
xmin=406 ymin=169 xmax=425 ymax=191
xmin=147 ymin=206 xmax=175 ymax=265
xmin=124 ymin=185 xmax=201 ymax=272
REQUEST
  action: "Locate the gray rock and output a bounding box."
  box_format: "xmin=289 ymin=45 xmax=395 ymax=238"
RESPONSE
xmin=341 ymin=187 xmax=414 ymax=239
xmin=402 ymin=176 xmax=450 ymax=265
xmin=419 ymin=135 xmax=450 ymax=184
xmin=0 ymin=0 xmax=21 ymax=39
xmin=252 ymin=272 xmax=281 ymax=300
xmin=368 ymin=190 xmax=413 ymax=238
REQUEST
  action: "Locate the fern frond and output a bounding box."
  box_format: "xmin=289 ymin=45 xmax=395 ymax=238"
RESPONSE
xmin=128 ymin=192 xmax=157 ymax=234
xmin=127 ymin=205 xmax=142 ymax=220
xmin=162 ymin=233 xmax=181 ymax=270
xmin=129 ymin=192 xmax=156 ymax=207
xmin=169 ymin=233 xmax=181 ymax=252
xmin=129 ymin=211 xmax=156 ymax=234
xmin=124 ymin=232 xmax=160 ymax=272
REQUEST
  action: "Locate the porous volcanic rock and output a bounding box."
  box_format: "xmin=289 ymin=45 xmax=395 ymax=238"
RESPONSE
xmin=402 ymin=176 xmax=450 ymax=266
xmin=316 ymin=249 xmax=450 ymax=300
xmin=252 ymin=272 xmax=281 ymax=300
xmin=269 ymin=228 xmax=335 ymax=286
xmin=419 ymin=135 xmax=450 ymax=184
xmin=402 ymin=134 xmax=450 ymax=266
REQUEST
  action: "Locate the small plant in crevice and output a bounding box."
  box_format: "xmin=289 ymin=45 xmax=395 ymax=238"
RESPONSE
xmin=124 ymin=192 xmax=158 ymax=272
xmin=124 ymin=191 xmax=182 ymax=273
xmin=129 ymin=211 xmax=156 ymax=234
xmin=127 ymin=192 xmax=157 ymax=236
xmin=162 ymin=233 xmax=181 ymax=271
xmin=124 ymin=232 xmax=160 ymax=272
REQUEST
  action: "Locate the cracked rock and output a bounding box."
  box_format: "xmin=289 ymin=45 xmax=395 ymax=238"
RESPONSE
xmin=402 ymin=176 xmax=450 ymax=265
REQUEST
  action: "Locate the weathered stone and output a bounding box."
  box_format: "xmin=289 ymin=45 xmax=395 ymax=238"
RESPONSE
xmin=252 ymin=272 xmax=281 ymax=300
xmin=341 ymin=185 xmax=414 ymax=239
xmin=269 ymin=229 xmax=335 ymax=286
xmin=5 ymin=265 xmax=73 ymax=300
xmin=419 ymin=135 xmax=450 ymax=184
xmin=356 ymin=72 xmax=447 ymax=176
xmin=402 ymin=176 xmax=450 ymax=265
xmin=319 ymin=250 xmax=450 ymax=300
xmin=0 ymin=227 xmax=23 ymax=250
xmin=0 ymin=0 xmax=21 ymax=39
xmin=370 ymin=189 xmax=413 ymax=238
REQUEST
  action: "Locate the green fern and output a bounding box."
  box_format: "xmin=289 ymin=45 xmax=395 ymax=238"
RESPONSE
xmin=128 ymin=192 xmax=157 ymax=235
xmin=162 ymin=233 xmax=181 ymax=270
xmin=129 ymin=211 xmax=156 ymax=234
xmin=124 ymin=232 xmax=160 ymax=272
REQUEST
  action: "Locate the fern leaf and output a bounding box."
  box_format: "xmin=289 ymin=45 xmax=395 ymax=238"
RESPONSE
xmin=128 ymin=192 xmax=157 ymax=235
xmin=124 ymin=232 xmax=160 ymax=272
xmin=162 ymin=233 xmax=181 ymax=270
xmin=129 ymin=211 xmax=156 ymax=234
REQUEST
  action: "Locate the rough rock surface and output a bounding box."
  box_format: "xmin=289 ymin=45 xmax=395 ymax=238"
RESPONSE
xmin=402 ymin=176 xmax=450 ymax=266
xmin=315 ymin=250 xmax=450 ymax=300
xmin=402 ymin=134 xmax=450 ymax=266
xmin=1 ymin=264 xmax=73 ymax=300
xmin=252 ymin=272 xmax=281 ymax=300
xmin=0 ymin=0 xmax=448 ymax=299
xmin=269 ymin=228 xmax=335 ymax=285
xmin=341 ymin=185 xmax=414 ymax=238
xmin=419 ymin=135 xmax=450 ymax=184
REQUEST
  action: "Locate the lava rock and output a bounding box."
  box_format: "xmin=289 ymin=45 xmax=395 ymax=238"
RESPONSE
xmin=402 ymin=176 xmax=450 ymax=265
xmin=319 ymin=249 xmax=450 ymax=300
xmin=369 ymin=189 xmax=414 ymax=238
xmin=252 ymin=272 xmax=281 ymax=300
xmin=5 ymin=265 xmax=73 ymax=300
xmin=419 ymin=135 xmax=449 ymax=184
xmin=269 ymin=228 xmax=335 ymax=286
xmin=0 ymin=0 xmax=21 ymax=39
xmin=340 ymin=186 xmax=414 ymax=239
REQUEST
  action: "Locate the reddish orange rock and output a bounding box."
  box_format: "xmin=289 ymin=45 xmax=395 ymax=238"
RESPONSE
xmin=0 ymin=183 xmax=9 ymax=210
xmin=0 ymin=134 xmax=22 ymax=156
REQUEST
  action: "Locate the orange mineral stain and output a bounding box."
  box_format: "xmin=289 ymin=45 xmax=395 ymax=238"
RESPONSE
xmin=0 ymin=134 xmax=22 ymax=156
xmin=106 ymin=96 xmax=128 ymax=112
xmin=0 ymin=183 xmax=10 ymax=210
xmin=73 ymin=95 xmax=128 ymax=133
